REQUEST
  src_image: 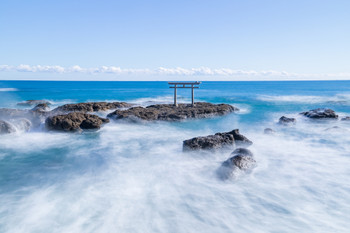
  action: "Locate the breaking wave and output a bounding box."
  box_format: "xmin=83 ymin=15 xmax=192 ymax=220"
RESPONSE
xmin=257 ymin=94 xmax=350 ymax=104
xmin=0 ymin=88 xmax=18 ymax=92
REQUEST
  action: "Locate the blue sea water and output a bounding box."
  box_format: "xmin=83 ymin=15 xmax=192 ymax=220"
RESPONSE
xmin=0 ymin=81 xmax=350 ymax=232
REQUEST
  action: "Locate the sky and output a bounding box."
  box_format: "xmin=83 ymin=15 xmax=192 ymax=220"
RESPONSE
xmin=0 ymin=0 xmax=349 ymax=81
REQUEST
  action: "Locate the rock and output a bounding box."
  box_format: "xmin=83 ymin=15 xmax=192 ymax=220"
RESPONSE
xmin=53 ymin=102 xmax=131 ymax=113
xmin=108 ymin=102 xmax=238 ymax=121
xmin=45 ymin=112 xmax=110 ymax=132
xmin=278 ymin=116 xmax=296 ymax=125
xmin=17 ymin=100 xmax=51 ymax=106
xmin=264 ymin=128 xmax=275 ymax=134
xmin=341 ymin=116 xmax=350 ymax=121
xmin=218 ymin=148 xmax=256 ymax=180
xmin=32 ymin=103 xmax=50 ymax=112
xmin=0 ymin=120 xmax=16 ymax=134
xmin=300 ymin=108 xmax=338 ymax=119
xmin=183 ymin=129 xmax=252 ymax=151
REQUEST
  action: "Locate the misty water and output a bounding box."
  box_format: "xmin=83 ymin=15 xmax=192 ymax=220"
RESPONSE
xmin=0 ymin=81 xmax=350 ymax=232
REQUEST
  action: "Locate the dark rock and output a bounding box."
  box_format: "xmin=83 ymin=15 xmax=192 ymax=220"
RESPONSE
xmin=32 ymin=103 xmax=50 ymax=112
xmin=53 ymin=102 xmax=131 ymax=113
xmin=108 ymin=102 xmax=238 ymax=121
xmin=278 ymin=116 xmax=296 ymax=125
xmin=231 ymin=148 xmax=254 ymax=157
xmin=17 ymin=100 xmax=51 ymax=106
xmin=264 ymin=128 xmax=275 ymax=134
xmin=0 ymin=120 xmax=16 ymax=134
xmin=341 ymin=116 xmax=350 ymax=121
xmin=218 ymin=148 xmax=256 ymax=179
xmin=183 ymin=129 xmax=252 ymax=151
xmin=45 ymin=112 xmax=110 ymax=132
xmin=300 ymin=108 xmax=338 ymax=119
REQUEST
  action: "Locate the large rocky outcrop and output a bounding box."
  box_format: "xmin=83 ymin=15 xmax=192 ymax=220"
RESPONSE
xmin=45 ymin=112 xmax=110 ymax=132
xmin=300 ymin=108 xmax=338 ymax=119
xmin=0 ymin=120 xmax=16 ymax=134
xmin=108 ymin=102 xmax=238 ymax=121
xmin=183 ymin=129 xmax=252 ymax=151
xmin=218 ymin=148 xmax=256 ymax=179
xmin=53 ymin=102 xmax=131 ymax=113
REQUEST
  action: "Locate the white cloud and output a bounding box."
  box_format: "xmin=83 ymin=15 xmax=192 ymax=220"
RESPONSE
xmin=0 ymin=64 xmax=349 ymax=80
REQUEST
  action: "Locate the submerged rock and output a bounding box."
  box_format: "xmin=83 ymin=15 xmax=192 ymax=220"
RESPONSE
xmin=108 ymin=102 xmax=238 ymax=121
xmin=17 ymin=100 xmax=51 ymax=106
xmin=0 ymin=120 xmax=16 ymax=134
xmin=183 ymin=129 xmax=252 ymax=151
xmin=264 ymin=128 xmax=275 ymax=134
xmin=218 ymin=148 xmax=256 ymax=180
xmin=278 ymin=116 xmax=296 ymax=125
xmin=341 ymin=116 xmax=350 ymax=121
xmin=300 ymin=108 xmax=338 ymax=119
xmin=53 ymin=102 xmax=131 ymax=113
xmin=45 ymin=112 xmax=110 ymax=132
xmin=324 ymin=126 xmax=348 ymax=133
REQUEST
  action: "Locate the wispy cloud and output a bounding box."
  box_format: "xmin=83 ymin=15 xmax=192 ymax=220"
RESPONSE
xmin=1 ymin=64 xmax=350 ymax=80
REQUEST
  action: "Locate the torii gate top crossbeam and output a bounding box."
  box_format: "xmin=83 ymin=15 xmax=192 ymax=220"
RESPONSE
xmin=168 ymin=82 xmax=201 ymax=106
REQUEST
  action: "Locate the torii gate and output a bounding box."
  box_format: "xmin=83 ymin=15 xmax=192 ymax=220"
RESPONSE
xmin=168 ymin=82 xmax=201 ymax=107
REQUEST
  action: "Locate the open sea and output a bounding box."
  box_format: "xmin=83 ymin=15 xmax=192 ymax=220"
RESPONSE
xmin=0 ymin=80 xmax=350 ymax=233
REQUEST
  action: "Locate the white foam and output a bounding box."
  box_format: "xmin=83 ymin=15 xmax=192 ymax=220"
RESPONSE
xmin=0 ymin=111 xmax=350 ymax=232
xmin=257 ymin=93 xmax=350 ymax=104
xmin=0 ymin=88 xmax=18 ymax=92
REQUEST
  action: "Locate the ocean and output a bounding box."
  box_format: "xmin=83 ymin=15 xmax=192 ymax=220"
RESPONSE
xmin=0 ymin=80 xmax=350 ymax=232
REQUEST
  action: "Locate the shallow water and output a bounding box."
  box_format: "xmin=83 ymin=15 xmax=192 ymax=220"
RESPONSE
xmin=0 ymin=81 xmax=350 ymax=232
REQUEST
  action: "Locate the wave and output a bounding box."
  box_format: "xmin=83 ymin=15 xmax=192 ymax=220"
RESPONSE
xmin=257 ymin=93 xmax=350 ymax=104
xmin=0 ymin=88 xmax=18 ymax=92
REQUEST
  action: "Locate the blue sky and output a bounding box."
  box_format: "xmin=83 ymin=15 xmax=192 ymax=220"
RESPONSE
xmin=0 ymin=0 xmax=349 ymax=80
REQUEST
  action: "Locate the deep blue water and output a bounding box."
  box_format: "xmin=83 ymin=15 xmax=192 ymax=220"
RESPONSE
xmin=1 ymin=81 xmax=350 ymax=233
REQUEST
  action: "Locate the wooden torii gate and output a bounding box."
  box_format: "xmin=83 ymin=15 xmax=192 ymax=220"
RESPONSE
xmin=168 ymin=82 xmax=201 ymax=107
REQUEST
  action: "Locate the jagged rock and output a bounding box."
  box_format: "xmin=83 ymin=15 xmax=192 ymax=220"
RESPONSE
xmin=108 ymin=102 xmax=238 ymax=121
xmin=264 ymin=128 xmax=275 ymax=134
xmin=0 ymin=120 xmax=16 ymax=134
xmin=53 ymin=102 xmax=131 ymax=113
xmin=341 ymin=116 xmax=350 ymax=121
xmin=32 ymin=103 xmax=50 ymax=112
xmin=183 ymin=129 xmax=252 ymax=151
xmin=45 ymin=112 xmax=110 ymax=132
xmin=300 ymin=108 xmax=338 ymax=119
xmin=278 ymin=116 xmax=296 ymax=125
xmin=218 ymin=148 xmax=256 ymax=180
xmin=17 ymin=100 xmax=51 ymax=106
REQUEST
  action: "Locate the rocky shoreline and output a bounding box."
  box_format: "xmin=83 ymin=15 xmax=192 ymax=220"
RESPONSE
xmin=1 ymin=101 xmax=349 ymax=135
xmin=2 ymin=100 xmax=350 ymax=181
xmin=0 ymin=100 xmax=238 ymax=133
